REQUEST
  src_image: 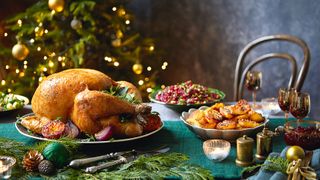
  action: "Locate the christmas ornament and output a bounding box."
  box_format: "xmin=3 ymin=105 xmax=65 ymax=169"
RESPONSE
xmin=35 ymin=26 xmax=44 ymax=37
xmin=117 ymin=8 xmax=126 ymax=16
xmin=42 ymin=142 xmax=69 ymax=167
xmin=112 ymin=39 xmax=121 ymax=47
xmin=70 ymin=18 xmax=82 ymax=30
xmin=48 ymin=0 xmax=64 ymax=12
xmin=116 ymin=30 xmax=123 ymax=39
xmin=12 ymin=43 xmax=29 ymax=61
xmin=38 ymin=160 xmax=55 ymax=175
xmin=23 ymin=150 xmax=44 ymax=172
xmin=132 ymin=63 xmax=143 ymax=74
xmin=286 ymin=146 xmax=305 ymax=162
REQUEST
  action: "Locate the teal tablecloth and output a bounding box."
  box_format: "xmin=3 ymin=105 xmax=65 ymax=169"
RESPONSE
xmin=0 ymin=119 xmax=288 ymax=179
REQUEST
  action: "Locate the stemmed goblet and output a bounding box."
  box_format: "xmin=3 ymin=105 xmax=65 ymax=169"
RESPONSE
xmin=245 ymin=71 xmax=262 ymax=108
xmin=290 ymin=92 xmax=310 ymax=122
xmin=278 ymin=88 xmax=297 ymax=125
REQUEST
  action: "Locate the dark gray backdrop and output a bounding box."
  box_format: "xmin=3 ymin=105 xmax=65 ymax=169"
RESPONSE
xmin=129 ymin=0 xmax=320 ymax=118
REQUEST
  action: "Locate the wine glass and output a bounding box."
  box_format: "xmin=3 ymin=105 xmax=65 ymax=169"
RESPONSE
xmin=290 ymin=92 xmax=310 ymax=122
xmin=278 ymin=88 xmax=297 ymax=124
xmin=245 ymin=71 xmax=262 ymax=108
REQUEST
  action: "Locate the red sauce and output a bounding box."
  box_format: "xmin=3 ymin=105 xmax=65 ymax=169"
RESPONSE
xmin=284 ymin=126 xmax=320 ymax=150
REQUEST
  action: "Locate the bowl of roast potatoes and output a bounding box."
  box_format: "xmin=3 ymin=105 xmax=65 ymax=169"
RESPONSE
xmin=180 ymin=100 xmax=268 ymax=142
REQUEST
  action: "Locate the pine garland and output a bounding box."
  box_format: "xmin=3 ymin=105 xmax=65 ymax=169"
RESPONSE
xmin=0 ymin=138 xmax=214 ymax=180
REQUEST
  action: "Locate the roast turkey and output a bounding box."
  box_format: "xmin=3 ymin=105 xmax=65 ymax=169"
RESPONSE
xmin=30 ymin=68 xmax=151 ymax=136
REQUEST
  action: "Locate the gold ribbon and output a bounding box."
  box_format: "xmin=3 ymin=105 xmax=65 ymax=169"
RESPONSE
xmin=286 ymin=159 xmax=317 ymax=180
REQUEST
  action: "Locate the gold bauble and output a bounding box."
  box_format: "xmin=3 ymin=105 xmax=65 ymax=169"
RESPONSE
xmin=48 ymin=0 xmax=64 ymax=12
xmin=112 ymin=39 xmax=121 ymax=47
xmin=286 ymin=146 xmax=305 ymax=162
xmin=117 ymin=8 xmax=126 ymax=16
xmin=35 ymin=26 xmax=44 ymax=37
xmin=116 ymin=30 xmax=123 ymax=39
xmin=132 ymin=63 xmax=143 ymax=74
xmin=12 ymin=43 xmax=29 ymax=61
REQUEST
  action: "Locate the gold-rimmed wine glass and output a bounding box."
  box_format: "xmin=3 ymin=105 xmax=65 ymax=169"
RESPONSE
xmin=245 ymin=71 xmax=262 ymax=108
xmin=290 ymin=92 xmax=310 ymax=122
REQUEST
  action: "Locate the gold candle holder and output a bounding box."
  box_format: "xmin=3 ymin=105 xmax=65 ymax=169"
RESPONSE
xmin=236 ymin=135 xmax=254 ymax=167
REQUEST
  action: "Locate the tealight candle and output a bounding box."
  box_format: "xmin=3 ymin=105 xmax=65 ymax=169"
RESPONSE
xmin=0 ymin=156 xmax=16 ymax=179
xmin=203 ymin=139 xmax=231 ymax=162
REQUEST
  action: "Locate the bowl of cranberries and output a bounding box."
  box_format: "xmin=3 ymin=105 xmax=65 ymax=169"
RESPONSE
xmin=283 ymin=120 xmax=320 ymax=150
xmin=149 ymin=81 xmax=225 ymax=112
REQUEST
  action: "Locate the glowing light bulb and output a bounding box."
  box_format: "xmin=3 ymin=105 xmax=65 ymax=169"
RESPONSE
xmin=17 ymin=19 xmax=22 ymax=26
xmin=44 ymin=29 xmax=48 ymax=34
xmin=161 ymin=66 xmax=166 ymax=70
xmin=161 ymin=85 xmax=166 ymax=89
xmin=50 ymin=52 xmax=56 ymax=57
xmin=125 ymin=20 xmax=130 ymax=25
xmin=163 ymin=62 xmax=168 ymax=66
xmin=104 ymin=56 xmax=112 ymax=62
xmin=4 ymin=32 xmax=8 ymax=37
xmin=30 ymin=39 xmax=35 ymax=43
xmin=112 ymin=7 xmax=117 ymax=11
xmin=48 ymin=61 xmax=54 ymax=67
xmin=24 ymin=65 xmax=28 ymax=69
xmin=147 ymin=88 xmax=152 ymax=93
xmin=1 ymin=80 xmax=6 ymax=86
xmin=138 ymin=80 xmax=144 ymax=85
xmin=5 ymin=65 xmax=9 ymax=70
xmin=58 ymin=56 xmax=63 ymax=62
xmin=149 ymin=46 xmax=154 ymax=51
xmin=114 ymin=62 xmax=120 ymax=66
xmin=37 ymin=47 xmax=41 ymax=51
xmin=39 ymin=22 xmax=43 ymax=27
xmin=15 ymin=69 xmax=19 ymax=74
xmin=19 ymin=72 xmax=25 ymax=77
xmin=61 ymin=62 xmax=66 ymax=67
xmin=23 ymin=61 xmax=28 ymax=65
xmin=7 ymin=89 xmax=12 ymax=93
xmin=39 ymin=77 xmax=43 ymax=82
xmin=147 ymin=66 xmax=152 ymax=71
xmin=43 ymin=67 xmax=48 ymax=72
xmin=43 ymin=56 xmax=47 ymax=60
xmin=51 ymin=10 xmax=56 ymax=15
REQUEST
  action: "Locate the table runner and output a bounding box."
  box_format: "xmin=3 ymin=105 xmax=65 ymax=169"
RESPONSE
xmin=0 ymin=119 xmax=287 ymax=179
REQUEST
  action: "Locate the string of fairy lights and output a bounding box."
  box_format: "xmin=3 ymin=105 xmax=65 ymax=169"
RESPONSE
xmin=1 ymin=0 xmax=169 ymax=94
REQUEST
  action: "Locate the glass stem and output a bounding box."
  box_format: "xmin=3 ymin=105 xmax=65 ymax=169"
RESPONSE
xmin=252 ymin=91 xmax=257 ymax=108
xmin=285 ymin=112 xmax=288 ymax=126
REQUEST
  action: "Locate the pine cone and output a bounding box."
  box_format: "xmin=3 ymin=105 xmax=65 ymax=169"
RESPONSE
xmin=23 ymin=150 xmax=44 ymax=172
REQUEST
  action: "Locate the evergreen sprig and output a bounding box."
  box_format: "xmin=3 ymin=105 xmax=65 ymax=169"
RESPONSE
xmin=103 ymin=85 xmax=141 ymax=104
xmin=0 ymin=137 xmax=213 ymax=180
xmin=242 ymin=156 xmax=290 ymax=175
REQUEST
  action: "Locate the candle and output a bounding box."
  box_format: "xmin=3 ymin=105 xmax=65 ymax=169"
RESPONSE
xmin=0 ymin=156 xmax=16 ymax=179
xmin=207 ymin=148 xmax=229 ymax=162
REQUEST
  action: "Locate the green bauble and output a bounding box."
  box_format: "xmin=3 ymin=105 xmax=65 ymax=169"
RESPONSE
xmin=42 ymin=142 xmax=69 ymax=168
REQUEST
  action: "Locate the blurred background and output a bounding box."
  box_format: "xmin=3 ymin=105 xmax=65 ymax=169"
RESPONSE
xmin=0 ymin=0 xmax=319 ymax=117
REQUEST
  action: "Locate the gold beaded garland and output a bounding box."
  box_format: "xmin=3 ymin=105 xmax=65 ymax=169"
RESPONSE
xmin=12 ymin=43 xmax=29 ymax=61
xmin=132 ymin=63 xmax=143 ymax=74
xmin=48 ymin=0 xmax=64 ymax=12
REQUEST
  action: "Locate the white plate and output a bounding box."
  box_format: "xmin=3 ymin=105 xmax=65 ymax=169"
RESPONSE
xmin=180 ymin=106 xmax=269 ymax=142
xmin=15 ymin=113 xmax=163 ymax=144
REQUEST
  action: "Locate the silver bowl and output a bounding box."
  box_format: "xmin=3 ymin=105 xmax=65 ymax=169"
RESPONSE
xmin=180 ymin=106 xmax=269 ymax=142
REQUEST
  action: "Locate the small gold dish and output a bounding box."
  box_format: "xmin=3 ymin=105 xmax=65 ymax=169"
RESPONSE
xmin=203 ymin=139 xmax=231 ymax=162
xmin=0 ymin=156 xmax=16 ymax=179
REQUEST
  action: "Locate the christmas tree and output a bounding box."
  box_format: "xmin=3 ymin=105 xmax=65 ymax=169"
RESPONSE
xmin=0 ymin=0 xmax=167 ymax=98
